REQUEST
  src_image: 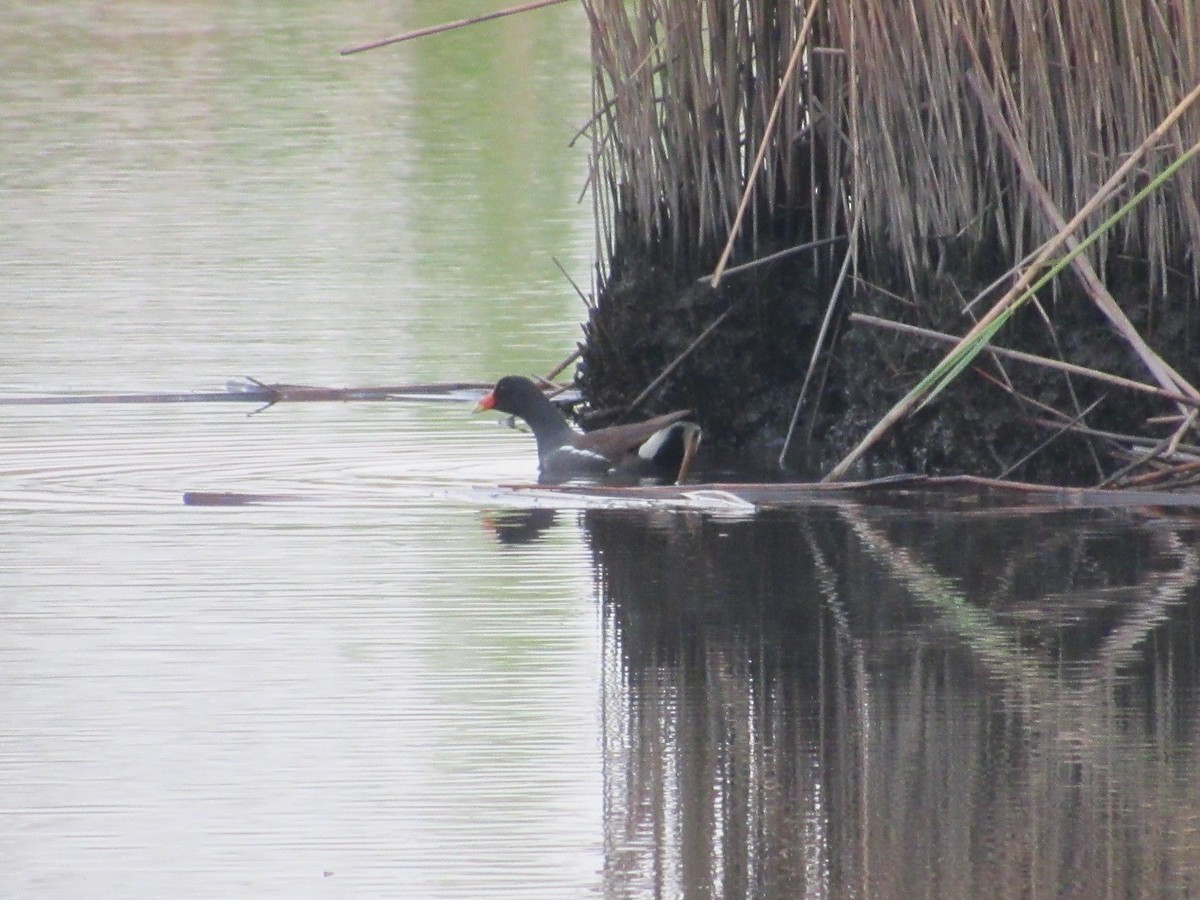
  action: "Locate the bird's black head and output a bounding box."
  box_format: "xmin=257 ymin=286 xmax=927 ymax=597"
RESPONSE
xmin=475 ymin=375 xmax=545 ymax=416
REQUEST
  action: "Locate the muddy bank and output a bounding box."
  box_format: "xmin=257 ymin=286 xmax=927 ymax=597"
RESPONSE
xmin=577 ymin=237 xmax=829 ymax=478
xmin=577 ymin=248 xmax=1200 ymax=486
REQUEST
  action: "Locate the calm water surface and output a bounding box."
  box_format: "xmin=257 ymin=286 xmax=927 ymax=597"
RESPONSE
xmin=5 ymin=4 xmax=1200 ymax=899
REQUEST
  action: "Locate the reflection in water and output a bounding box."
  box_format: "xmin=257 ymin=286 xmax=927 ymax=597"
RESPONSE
xmin=481 ymin=507 xmax=559 ymax=545
xmin=586 ymin=505 xmax=1200 ymax=897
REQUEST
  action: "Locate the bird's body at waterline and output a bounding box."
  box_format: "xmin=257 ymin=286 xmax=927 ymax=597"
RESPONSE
xmin=474 ymin=375 xmax=701 ymax=483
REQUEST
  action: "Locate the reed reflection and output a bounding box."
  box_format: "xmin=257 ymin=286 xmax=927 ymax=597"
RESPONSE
xmin=585 ymin=503 xmax=1200 ymax=898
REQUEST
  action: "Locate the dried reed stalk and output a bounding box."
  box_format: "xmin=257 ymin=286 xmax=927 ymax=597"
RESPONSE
xmin=584 ymin=0 xmax=817 ymax=272
xmin=585 ymin=0 xmax=1200 ymax=294
xmin=341 ymin=0 xmax=571 ymax=54
xmin=849 ymin=313 xmax=1199 ymax=408
xmin=825 ymin=124 xmax=1200 ymax=481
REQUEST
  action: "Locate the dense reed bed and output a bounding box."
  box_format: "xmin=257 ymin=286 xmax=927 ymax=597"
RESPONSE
xmin=579 ymin=0 xmax=1200 ymax=483
xmin=585 ymin=0 xmax=1199 ymax=293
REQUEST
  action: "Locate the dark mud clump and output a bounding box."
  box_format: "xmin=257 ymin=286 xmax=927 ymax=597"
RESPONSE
xmin=577 ymin=246 xmax=1200 ymax=486
xmin=577 ymin=239 xmax=830 ymax=477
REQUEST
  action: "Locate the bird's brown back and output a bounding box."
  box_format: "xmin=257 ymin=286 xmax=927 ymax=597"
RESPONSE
xmin=571 ymin=409 xmax=692 ymax=463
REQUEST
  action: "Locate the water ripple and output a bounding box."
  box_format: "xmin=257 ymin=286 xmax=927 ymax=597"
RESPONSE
xmin=1 ymin=400 xmax=603 ymax=898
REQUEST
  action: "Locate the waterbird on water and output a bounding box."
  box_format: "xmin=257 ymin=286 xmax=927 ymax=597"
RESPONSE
xmin=474 ymin=375 xmax=701 ymax=484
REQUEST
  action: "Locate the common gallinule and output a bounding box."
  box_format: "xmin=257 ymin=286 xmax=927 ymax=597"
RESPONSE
xmin=474 ymin=375 xmax=701 ymax=483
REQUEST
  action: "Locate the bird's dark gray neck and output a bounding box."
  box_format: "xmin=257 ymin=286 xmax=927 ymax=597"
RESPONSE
xmin=517 ymin=401 xmax=575 ymax=455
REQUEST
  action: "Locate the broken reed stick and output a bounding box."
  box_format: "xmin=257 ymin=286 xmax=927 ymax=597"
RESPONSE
xmin=1026 ymin=417 xmax=1200 ymax=459
xmin=340 ymin=0 xmax=571 ymax=55
xmin=970 ymin=367 xmax=1107 ymax=481
xmin=543 ymin=346 xmax=582 ymax=384
xmin=625 ymin=308 xmax=733 ymax=415
xmin=0 ymin=382 xmax=496 ymax=406
xmin=824 ymin=82 xmax=1200 ymax=482
xmin=850 ymin=313 xmax=1199 ymax=407
xmin=1097 ymin=430 xmax=1181 ymax=488
xmin=1119 ymin=458 xmax=1200 ymax=489
xmin=1105 ymin=409 xmax=1200 ymax=488
xmin=695 ymin=235 xmax=846 ymax=285
xmin=778 ymin=231 xmax=858 ymax=467
xmin=998 ymin=398 xmax=1106 ymax=481
xmin=627 ymin=235 xmax=848 ymax=420
xmin=961 ymin=247 xmax=1041 ymax=316
xmin=551 ymin=255 xmax=593 ymax=309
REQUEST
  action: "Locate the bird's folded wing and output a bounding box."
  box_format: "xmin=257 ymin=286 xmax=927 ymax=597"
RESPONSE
xmin=575 ymin=409 xmax=693 ymax=459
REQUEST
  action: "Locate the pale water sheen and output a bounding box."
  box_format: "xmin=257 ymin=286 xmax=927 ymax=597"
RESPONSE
xmin=5 ymin=4 xmax=1200 ymax=899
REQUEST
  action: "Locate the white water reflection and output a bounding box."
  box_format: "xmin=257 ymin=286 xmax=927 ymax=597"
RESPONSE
xmin=1 ymin=1 xmax=602 ymax=891
xmin=1 ymin=401 xmax=603 ymax=898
